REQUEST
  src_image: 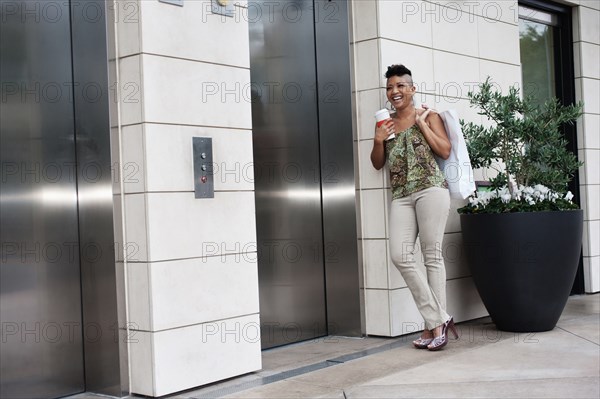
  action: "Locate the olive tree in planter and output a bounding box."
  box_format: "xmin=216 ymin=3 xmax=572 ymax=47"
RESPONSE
xmin=459 ymin=78 xmax=584 ymax=332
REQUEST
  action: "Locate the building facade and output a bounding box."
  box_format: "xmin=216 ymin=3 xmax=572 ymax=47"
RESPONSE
xmin=0 ymin=0 xmax=598 ymax=397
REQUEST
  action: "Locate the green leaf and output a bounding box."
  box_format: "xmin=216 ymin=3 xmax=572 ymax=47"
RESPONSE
xmin=460 ymin=77 xmax=584 ymax=213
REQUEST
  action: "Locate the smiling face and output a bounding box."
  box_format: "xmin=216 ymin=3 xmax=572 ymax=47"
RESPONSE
xmin=386 ymin=74 xmax=415 ymax=111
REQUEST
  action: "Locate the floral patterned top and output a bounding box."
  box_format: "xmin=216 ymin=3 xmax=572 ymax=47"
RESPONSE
xmin=385 ymin=123 xmax=447 ymax=200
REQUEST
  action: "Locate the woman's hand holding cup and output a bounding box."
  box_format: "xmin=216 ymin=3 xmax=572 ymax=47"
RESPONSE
xmin=375 ymin=119 xmax=395 ymax=144
xmin=375 ymin=109 xmax=395 ymax=144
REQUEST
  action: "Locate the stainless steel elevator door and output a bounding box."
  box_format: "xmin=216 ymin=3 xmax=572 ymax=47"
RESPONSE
xmin=249 ymin=0 xmax=327 ymax=348
xmin=1 ymin=1 xmax=85 ymax=397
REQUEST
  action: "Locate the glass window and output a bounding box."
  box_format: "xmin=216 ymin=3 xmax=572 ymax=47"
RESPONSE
xmin=519 ymin=6 xmax=558 ymax=107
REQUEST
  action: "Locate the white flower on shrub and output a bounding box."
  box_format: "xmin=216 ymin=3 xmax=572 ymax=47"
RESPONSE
xmin=534 ymin=184 xmax=550 ymax=196
xmin=467 ymin=184 xmax=575 ymax=211
xmin=565 ymin=191 xmax=574 ymax=201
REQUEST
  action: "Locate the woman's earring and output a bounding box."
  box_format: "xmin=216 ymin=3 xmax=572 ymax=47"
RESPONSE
xmin=386 ymin=100 xmax=395 ymax=111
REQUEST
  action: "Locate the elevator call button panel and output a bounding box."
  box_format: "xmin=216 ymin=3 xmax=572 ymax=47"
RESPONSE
xmin=193 ymin=137 xmax=214 ymax=199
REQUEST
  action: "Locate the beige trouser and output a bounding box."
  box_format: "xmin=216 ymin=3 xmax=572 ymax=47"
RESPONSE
xmin=389 ymin=186 xmax=450 ymax=330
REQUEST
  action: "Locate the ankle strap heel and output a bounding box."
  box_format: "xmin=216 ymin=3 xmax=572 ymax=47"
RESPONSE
xmin=427 ymin=317 xmax=458 ymax=351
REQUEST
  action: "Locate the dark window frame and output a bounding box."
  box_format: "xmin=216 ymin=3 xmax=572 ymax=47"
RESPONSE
xmin=519 ymin=0 xmax=584 ymax=294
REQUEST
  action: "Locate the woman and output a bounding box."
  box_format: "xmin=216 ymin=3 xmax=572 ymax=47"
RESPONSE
xmin=370 ymin=64 xmax=458 ymax=351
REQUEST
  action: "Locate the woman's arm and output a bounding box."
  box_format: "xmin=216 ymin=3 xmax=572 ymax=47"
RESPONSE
xmin=371 ymin=119 xmax=394 ymax=170
xmin=416 ymin=109 xmax=451 ymax=159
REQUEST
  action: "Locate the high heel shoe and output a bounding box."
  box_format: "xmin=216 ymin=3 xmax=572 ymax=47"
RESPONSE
xmin=412 ymin=337 xmax=433 ymax=349
xmin=427 ymin=317 xmax=458 ymax=351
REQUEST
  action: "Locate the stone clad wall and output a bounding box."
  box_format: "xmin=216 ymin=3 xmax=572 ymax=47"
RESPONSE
xmin=110 ymin=1 xmax=260 ymax=396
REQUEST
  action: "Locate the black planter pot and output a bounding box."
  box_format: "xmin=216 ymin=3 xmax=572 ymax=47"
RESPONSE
xmin=460 ymin=210 xmax=583 ymax=332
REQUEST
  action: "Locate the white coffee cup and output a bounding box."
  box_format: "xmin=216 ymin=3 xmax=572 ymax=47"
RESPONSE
xmin=375 ymin=109 xmax=391 ymax=127
xmin=375 ymin=109 xmax=395 ymax=141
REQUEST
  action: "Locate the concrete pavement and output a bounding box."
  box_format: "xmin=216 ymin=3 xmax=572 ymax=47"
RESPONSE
xmin=71 ymin=294 xmax=599 ymax=399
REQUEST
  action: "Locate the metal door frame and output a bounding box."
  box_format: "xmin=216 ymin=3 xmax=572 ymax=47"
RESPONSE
xmin=250 ymin=0 xmax=362 ymax=346
xmin=71 ymin=0 xmax=125 ymax=395
xmin=0 ymin=0 xmax=123 ymax=396
xmin=314 ymin=0 xmax=362 ymax=338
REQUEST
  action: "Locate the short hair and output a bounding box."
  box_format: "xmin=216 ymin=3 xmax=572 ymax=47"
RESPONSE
xmin=385 ymin=64 xmax=413 ymax=82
